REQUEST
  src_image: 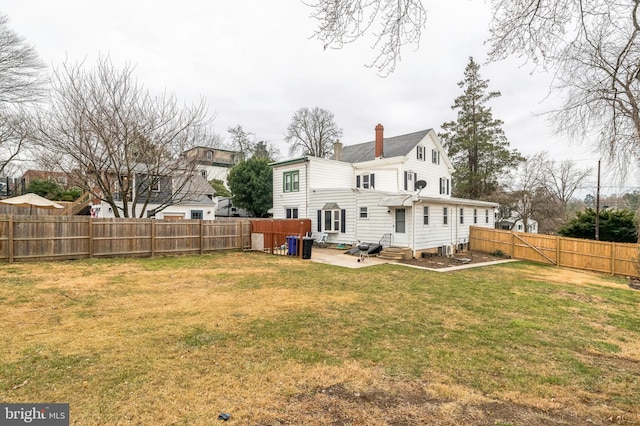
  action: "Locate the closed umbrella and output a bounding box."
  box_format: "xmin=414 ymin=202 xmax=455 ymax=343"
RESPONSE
xmin=0 ymin=193 xmax=64 ymax=214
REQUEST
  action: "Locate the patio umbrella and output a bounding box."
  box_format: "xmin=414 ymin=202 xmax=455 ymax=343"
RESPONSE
xmin=0 ymin=193 xmax=64 ymax=214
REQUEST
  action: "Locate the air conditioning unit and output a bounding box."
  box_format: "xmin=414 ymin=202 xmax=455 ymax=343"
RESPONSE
xmin=441 ymin=244 xmax=454 ymax=257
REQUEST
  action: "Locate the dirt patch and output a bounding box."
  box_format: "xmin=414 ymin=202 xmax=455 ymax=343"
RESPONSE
xmin=400 ymin=250 xmax=508 ymax=269
xmin=268 ymin=382 xmax=589 ymax=425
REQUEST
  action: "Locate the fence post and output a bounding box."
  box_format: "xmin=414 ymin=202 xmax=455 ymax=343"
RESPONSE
xmin=8 ymin=215 xmax=13 ymax=263
xmin=88 ymin=217 xmax=93 ymax=259
xmin=199 ymin=219 xmax=204 ymax=255
xmin=611 ymin=242 xmax=616 ymax=275
xmin=151 ymin=220 xmax=156 ymax=257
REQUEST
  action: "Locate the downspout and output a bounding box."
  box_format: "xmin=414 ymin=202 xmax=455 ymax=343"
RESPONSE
xmin=305 ymin=158 xmax=309 ymax=219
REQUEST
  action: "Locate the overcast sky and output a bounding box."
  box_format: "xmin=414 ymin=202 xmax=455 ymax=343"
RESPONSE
xmin=3 ymin=0 xmax=630 ymax=194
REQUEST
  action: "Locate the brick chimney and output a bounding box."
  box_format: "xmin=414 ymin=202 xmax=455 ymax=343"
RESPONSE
xmin=375 ymin=123 xmax=384 ymax=158
xmin=333 ymin=140 xmax=343 ymax=161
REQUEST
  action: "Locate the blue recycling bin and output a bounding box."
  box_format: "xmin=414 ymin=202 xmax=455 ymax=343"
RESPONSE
xmin=286 ymin=236 xmax=299 ymax=256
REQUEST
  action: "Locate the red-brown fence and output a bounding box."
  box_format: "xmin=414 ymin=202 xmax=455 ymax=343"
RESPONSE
xmin=251 ymin=219 xmax=312 ymax=258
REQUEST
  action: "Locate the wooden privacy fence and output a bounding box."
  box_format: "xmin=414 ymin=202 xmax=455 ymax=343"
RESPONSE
xmin=0 ymin=215 xmax=251 ymax=263
xmin=470 ymin=226 xmax=639 ymax=277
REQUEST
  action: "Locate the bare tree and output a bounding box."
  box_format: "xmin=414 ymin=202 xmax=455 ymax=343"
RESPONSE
xmin=227 ymin=125 xmax=255 ymax=161
xmin=0 ymin=13 xmax=46 ymax=105
xmin=488 ymin=1 xmax=640 ymax=170
xmin=0 ymin=13 xmax=46 ymax=177
xmin=304 ymin=0 xmax=426 ymax=76
xmin=541 ymin=153 xmax=593 ymax=219
xmin=31 ymin=56 xmax=214 ymax=218
xmin=284 ymin=106 xmax=342 ymax=158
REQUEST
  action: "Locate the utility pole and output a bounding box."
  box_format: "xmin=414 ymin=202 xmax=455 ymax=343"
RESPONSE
xmin=595 ymin=159 xmax=601 ymax=241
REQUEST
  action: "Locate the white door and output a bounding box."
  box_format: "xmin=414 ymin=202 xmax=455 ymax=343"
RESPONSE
xmin=394 ymin=208 xmax=408 ymax=246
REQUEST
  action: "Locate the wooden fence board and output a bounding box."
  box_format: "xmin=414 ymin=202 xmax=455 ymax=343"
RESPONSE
xmin=470 ymin=226 xmax=639 ymax=277
xmin=0 ymin=215 xmax=252 ymax=263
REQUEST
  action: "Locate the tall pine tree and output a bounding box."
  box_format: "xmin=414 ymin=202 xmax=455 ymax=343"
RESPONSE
xmin=439 ymin=57 xmax=523 ymax=199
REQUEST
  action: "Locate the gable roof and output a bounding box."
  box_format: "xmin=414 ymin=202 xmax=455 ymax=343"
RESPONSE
xmin=338 ymin=129 xmax=432 ymax=163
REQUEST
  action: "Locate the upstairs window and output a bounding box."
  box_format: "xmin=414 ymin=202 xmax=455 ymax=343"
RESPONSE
xmin=432 ymin=149 xmax=440 ymax=164
xmin=416 ymin=146 xmax=425 ymax=161
xmin=404 ymin=171 xmax=417 ymax=191
xmin=439 ymin=178 xmax=450 ymax=195
xmin=356 ymin=173 xmax=375 ymax=189
xmin=283 ymin=170 xmax=300 ymax=192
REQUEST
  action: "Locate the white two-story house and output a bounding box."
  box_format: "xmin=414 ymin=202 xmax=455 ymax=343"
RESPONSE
xmin=270 ymin=124 xmax=498 ymax=257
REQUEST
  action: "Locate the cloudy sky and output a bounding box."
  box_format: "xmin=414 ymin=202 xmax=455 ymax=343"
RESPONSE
xmin=3 ymin=0 xmax=625 ymax=193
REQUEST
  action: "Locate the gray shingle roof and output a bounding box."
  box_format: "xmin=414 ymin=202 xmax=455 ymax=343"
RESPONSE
xmin=338 ymin=129 xmax=432 ymax=163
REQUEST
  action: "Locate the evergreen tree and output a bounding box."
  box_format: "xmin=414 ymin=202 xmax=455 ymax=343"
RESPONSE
xmin=558 ymin=208 xmax=638 ymax=243
xmin=227 ymin=157 xmax=273 ymax=217
xmin=439 ymin=57 xmax=523 ymax=199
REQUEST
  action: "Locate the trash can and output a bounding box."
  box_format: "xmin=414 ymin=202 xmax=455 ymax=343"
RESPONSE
xmin=302 ymin=237 xmax=314 ymax=259
xmin=286 ymin=236 xmax=299 ymax=256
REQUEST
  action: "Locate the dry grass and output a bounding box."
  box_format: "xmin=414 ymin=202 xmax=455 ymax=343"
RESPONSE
xmin=1 ymin=252 xmax=639 ymax=425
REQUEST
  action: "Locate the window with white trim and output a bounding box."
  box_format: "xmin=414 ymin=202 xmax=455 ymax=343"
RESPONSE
xmin=423 ymin=206 xmax=429 ymax=225
xmin=324 ymin=210 xmax=340 ymax=232
xmin=432 ymin=149 xmax=440 ymax=164
xmin=359 ymin=206 xmax=368 ymax=219
xmin=285 ymin=207 xmax=298 ymax=219
xmin=417 ymin=146 xmax=425 ymax=161
xmin=443 ymin=207 xmax=449 ymax=225
xmin=439 ymin=178 xmax=450 ymax=195
xmin=459 ymin=208 xmax=464 ymax=224
xmin=356 ymin=173 xmax=375 ymax=189
xmin=473 ymin=208 xmax=478 ymax=224
xmin=485 ymin=209 xmax=489 ymax=224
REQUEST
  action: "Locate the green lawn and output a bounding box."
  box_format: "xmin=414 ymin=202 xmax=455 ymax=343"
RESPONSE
xmin=1 ymin=252 xmax=638 ymax=425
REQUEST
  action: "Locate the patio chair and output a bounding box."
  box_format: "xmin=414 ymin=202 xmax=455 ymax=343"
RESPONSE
xmin=315 ymin=233 xmax=328 ymax=247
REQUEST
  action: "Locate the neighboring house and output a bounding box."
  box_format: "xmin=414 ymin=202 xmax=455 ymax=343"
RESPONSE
xmin=19 ymin=169 xmax=76 ymax=194
xmin=496 ymin=214 xmax=539 ymax=233
xmin=270 ymin=124 xmax=498 ymax=257
xmin=183 ymin=146 xmax=239 ymax=183
xmin=90 ymin=173 xmax=217 ymax=220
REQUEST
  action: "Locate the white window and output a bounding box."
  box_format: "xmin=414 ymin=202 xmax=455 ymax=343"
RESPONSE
xmin=417 ymin=146 xmax=425 ymax=161
xmin=474 ymin=209 xmax=478 ymax=224
xmin=485 ymin=209 xmax=489 ymax=224
xmin=423 ymin=206 xmax=429 ymax=225
xmin=285 ymin=207 xmax=299 ymax=219
xmin=439 ymin=178 xmax=450 ymax=195
xmin=359 ymin=206 xmax=368 ymax=219
xmin=206 ymin=151 xmax=213 ymax=161
xmin=459 ymin=208 xmax=464 ymax=224
xmin=443 ymin=207 xmax=448 ymax=225
xmin=356 ymin=173 xmax=375 ymax=189
xmin=432 ymin=149 xmax=440 ymax=164
xmin=324 ymin=210 xmax=341 ymax=232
